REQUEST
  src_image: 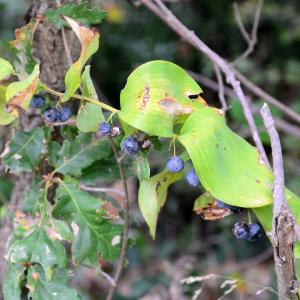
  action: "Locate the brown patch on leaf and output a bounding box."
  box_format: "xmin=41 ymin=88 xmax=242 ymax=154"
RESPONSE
xmin=194 ymin=201 xmax=232 ymax=220
xmin=140 ymin=82 xmax=150 ymax=112
xmin=158 ymin=98 xmax=193 ymax=115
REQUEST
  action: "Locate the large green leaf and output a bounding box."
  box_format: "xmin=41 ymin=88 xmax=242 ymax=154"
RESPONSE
xmin=5 ymin=64 xmax=40 ymax=113
xmin=0 ymin=58 xmax=15 ymax=80
xmin=178 ymin=107 xmax=274 ymax=207
xmin=1 ymin=128 xmax=46 ymax=173
xmin=76 ymin=65 xmax=104 ymax=132
xmin=10 ymin=17 xmax=42 ymax=75
xmin=53 ymin=180 xmax=122 ymax=264
xmin=2 ymin=263 xmax=25 ymax=300
xmin=0 ymin=86 xmax=16 ymax=125
xmin=44 ymin=1 xmax=106 ymax=28
xmin=8 ymin=227 xmax=67 ymax=279
xmin=48 ymin=133 xmax=111 ymax=176
xmin=61 ymin=18 xmax=100 ymax=102
xmin=119 ymin=60 xmax=205 ymax=137
xmin=138 ymin=169 xmax=183 ymax=238
xmin=27 ymin=265 xmax=81 ymax=300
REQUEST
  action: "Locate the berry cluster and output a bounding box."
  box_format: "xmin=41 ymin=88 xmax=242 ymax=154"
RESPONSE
xmin=233 ymin=222 xmax=263 ymax=241
xmin=30 ymin=94 xmax=45 ymax=108
xmin=44 ymin=107 xmax=72 ymax=123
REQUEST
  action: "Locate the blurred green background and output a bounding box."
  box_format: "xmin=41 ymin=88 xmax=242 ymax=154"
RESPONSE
xmin=0 ymin=0 xmax=300 ymax=299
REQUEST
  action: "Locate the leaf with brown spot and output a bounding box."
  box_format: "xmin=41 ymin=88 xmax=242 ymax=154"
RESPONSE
xmin=10 ymin=16 xmax=43 ymax=75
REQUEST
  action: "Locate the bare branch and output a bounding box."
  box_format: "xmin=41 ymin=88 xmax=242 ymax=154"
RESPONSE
xmin=213 ymin=63 xmax=228 ymax=111
xmin=140 ymin=0 xmax=271 ymax=169
xmin=105 ymin=137 xmax=130 ymax=300
xmin=260 ymin=103 xmax=298 ymax=299
xmin=188 ymin=70 xmax=300 ymax=139
xmin=232 ymin=0 xmax=263 ymax=65
xmin=80 ymin=184 xmax=125 ymax=197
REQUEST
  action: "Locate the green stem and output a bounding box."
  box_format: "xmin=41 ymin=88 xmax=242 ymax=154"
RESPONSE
xmin=41 ymin=83 xmax=119 ymax=113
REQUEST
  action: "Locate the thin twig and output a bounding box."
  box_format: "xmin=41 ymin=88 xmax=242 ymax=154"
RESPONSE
xmin=61 ymin=27 xmax=73 ymax=67
xmin=80 ymin=184 xmax=125 ymax=197
xmin=188 ymin=70 xmax=300 ymax=139
xmin=260 ymin=103 xmax=298 ymax=299
xmin=105 ymin=137 xmax=130 ymax=300
xmin=140 ymin=0 xmax=271 ymax=169
xmin=232 ymin=0 xmax=263 ymax=65
xmin=213 ymin=63 xmax=228 ymax=111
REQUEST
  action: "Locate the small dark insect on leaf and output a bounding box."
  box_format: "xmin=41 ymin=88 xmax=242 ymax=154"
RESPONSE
xmin=188 ymin=94 xmax=200 ymax=100
xmin=195 ymin=201 xmax=233 ymax=220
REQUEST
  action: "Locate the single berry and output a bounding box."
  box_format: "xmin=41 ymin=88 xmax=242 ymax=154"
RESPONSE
xmin=122 ymin=137 xmax=140 ymax=155
xmin=44 ymin=108 xmax=61 ymax=122
xmin=186 ymin=168 xmax=200 ymax=186
xmin=233 ymin=222 xmax=250 ymax=240
xmin=166 ymin=156 xmax=185 ymax=173
xmin=59 ymin=107 xmax=72 ymax=122
xmin=247 ymin=223 xmax=263 ymax=241
xmin=30 ymin=94 xmax=45 ymax=108
xmin=98 ymin=122 xmax=111 ymax=135
xmin=216 ymin=200 xmax=243 ymax=213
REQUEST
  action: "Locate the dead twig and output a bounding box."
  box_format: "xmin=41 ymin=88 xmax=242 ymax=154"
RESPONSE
xmin=105 ymin=137 xmax=130 ymax=300
xmin=260 ymin=103 xmax=298 ymax=299
xmin=232 ymin=0 xmax=263 ymax=65
xmin=213 ymin=63 xmax=228 ymax=111
xmin=80 ymin=184 xmax=125 ymax=197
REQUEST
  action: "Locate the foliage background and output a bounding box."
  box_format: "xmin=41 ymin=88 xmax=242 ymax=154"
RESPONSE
xmin=0 ymin=0 xmax=299 ymax=299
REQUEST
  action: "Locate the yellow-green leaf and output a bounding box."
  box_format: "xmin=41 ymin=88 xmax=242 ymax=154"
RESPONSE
xmin=76 ymin=65 xmax=104 ymax=132
xmin=61 ymin=17 xmax=100 ymax=102
xmin=0 ymin=86 xmax=16 ymax=125
xmin=119 ymin=60 xmax=205 ymax=137
xmin=178 ymin=106 xmax=274 ymax=208
xmin=0 ymin=58 xmax=15 ymax=80
xmin=138 ymin=169 xmax=183 ymax=238
xmin=6 ymin=64 xmax=40 ymax=114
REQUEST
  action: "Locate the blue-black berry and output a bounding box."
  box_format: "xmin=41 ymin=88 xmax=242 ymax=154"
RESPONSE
xmin=98 ymin=122 xmax=111 ymax=135
xmin=44 ymin=108 xmax=61 ymax=123
xmin=216 ymin=200 xmax=243 ymax=213
xmin=59 ymin=107 xmax=72 ymax=122
xmin=247 ymin=223 xmax=263 ymax=241
xmin=122 ymin=137 xmax=140 ymax=155
xmin=186 ymin=168 xmax=200 ymax=186
xmin=233 ymin=222 xmax=250 ymax=240
xmin=30 ymin=94 xmax=45 ymax=108
xmin=166 ymin=156 xmax=185 ymax=173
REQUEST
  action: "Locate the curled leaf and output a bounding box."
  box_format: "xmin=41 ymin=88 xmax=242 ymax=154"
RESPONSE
xmin=61 ymin=17 xmax=100 ymax=102
xmin=0 ymin=58 xmax=15 ymax=81
xmin=6 ymin=64 xmax=40 ymax=114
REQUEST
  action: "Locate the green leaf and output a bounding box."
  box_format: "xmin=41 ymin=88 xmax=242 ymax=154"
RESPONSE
xmin=178 ymin=107 xmax=274 ymax=208
xmin=10 ymin=17 xmax=42 ymax=75
xmin=76 ymin=66 xmax=104 ymax=132
xmin=138 ymin=169 xmax=183 ymax=238
xmin=0 ymin=58 xmax=15 ymax=80
xmin=3 ymin=263 xmax=25 ymax=300
xmin=80 ymin=157 xmax=121 ymax=185
xmin=27 ymin=265 xmax=81 ymax=300
xmin=8 ymin=227 xmax=67 ymax=279
xmin=0 ymin=86 xmax=16 ymax=125
xmin=134 ymin=155 xmax=150 ymax=182
xmin=49 ymin=133 xmax=111 ymax=176
xmin=119 ymin=60 xmax=204 ymax=137
xmin=20 ymin=179 xmax=44 ymax=213
xmin=61 ymin=18 xmax=100 ymax=102
xmin=44 ymin=1 xmax=106 ymax=29
xmin=1 ymin=128 xmax=46 ymax=173
xmin=6 ymin=64 xmax=40 ymax=112
xmin=53 ymin=180 xmax=122 ymax=264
